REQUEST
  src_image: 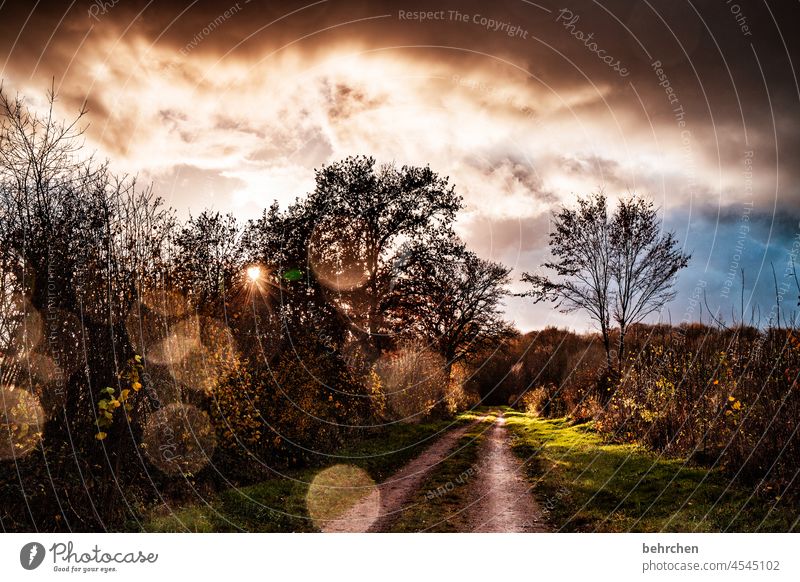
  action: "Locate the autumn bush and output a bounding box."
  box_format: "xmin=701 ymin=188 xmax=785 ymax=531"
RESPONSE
xmin=475 ymin=327 xmax=605 ymax=418
xmin=598 ymin=324 xmax=799 ymax=492
xmin=445 ymin=362 xmax=479 ymax=414
xmin=519 ymin=386 xmax=548 ymax=415
xmin=208 ymin=336 xmax=378 ymax=471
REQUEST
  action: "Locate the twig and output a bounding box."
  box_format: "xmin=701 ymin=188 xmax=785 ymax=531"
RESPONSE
xmin=703 ymin=289 xmax=730 ymax=331
xmin=771 ymin=262 xmax=781 ymax=329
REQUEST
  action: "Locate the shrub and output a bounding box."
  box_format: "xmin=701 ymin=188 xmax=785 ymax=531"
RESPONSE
xmin=520 ymin=387 xmax=548 ymax=415
xmin=208 ymin=337 xmax=377 ymax=470
xmin=373 ymin=342 xmax=448 ymax=422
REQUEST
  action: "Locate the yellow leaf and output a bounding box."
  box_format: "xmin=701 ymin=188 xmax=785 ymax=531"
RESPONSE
xmin=96 ymin=432 xmax=107 ymax=440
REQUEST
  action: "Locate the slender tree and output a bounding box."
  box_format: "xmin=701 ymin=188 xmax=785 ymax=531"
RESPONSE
xmin=610 ymin=197 xmax=690 ymax=367
xmin=519 ymin=193 xmax=614 ymax=366
xmin=521 ymin=193 xmax=691 ymax=372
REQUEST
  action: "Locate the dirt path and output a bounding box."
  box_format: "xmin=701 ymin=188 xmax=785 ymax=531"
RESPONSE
xmin=323 ymin=421 xmax=476 ymax=533
xmin=462 ymin=414 xmax=549 ymax=532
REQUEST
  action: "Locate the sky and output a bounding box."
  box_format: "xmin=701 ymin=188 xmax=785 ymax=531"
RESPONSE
xmin=1 ymin=0 xmax=798 ymax=332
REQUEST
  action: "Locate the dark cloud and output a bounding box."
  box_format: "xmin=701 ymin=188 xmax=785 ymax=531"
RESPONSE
xmin=324 ymin=81 xmax=388 ymax=121
xmin=666 ymin=203 xmax=800 ymax=325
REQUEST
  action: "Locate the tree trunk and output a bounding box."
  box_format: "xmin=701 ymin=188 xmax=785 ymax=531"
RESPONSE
xmin=436 ymin=355 xmax=455 ymax=418
xmin=443 ymin=359 xmax=453 ymax=386
xmin=602 ymin=327 xmax=612 ymax=369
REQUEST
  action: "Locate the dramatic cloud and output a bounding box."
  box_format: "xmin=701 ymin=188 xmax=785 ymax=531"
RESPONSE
xmin=1 ymin=0 xmax=798 ymax=330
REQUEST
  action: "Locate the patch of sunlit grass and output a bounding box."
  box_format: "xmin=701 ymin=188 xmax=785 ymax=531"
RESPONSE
xmin=503 ymin=408 xmax=796 ymax=532
xmin=145 ymin=505 xmax=217 ymax=533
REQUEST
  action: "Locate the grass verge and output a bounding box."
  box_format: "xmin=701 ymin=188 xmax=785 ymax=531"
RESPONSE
xmin=503 ymin=408 xmax=797 ymax=532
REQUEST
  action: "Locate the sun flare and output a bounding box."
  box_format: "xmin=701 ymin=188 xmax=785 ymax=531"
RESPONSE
xmin=246 ymin=265 xmax=262 ymax=282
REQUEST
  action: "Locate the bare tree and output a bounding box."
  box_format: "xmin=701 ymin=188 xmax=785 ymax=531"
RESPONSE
xmin=520 ymin=193 xmax=690 ymax=371
xmin=519 ymin=193 xmax=614 ymax=366
xmin=610 ymin=197 xmax=690 ymax=367
xmin=0 ymin=86 xmax=174 ymax=524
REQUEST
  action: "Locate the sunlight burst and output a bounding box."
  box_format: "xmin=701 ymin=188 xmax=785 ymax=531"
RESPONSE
xmin=246 ymin=265 xmax=262 ymax=282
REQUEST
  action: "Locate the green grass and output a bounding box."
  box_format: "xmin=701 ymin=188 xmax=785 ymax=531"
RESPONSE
xmin=389 ymin=412 xmax=496 ymax=532
xmin=144 ymin=414 xmax=473 ymax=532
xmin=503 ymin=408 xmax=797 ymax=532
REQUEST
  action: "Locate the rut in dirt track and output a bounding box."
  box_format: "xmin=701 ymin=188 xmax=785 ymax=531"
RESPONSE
xmin=323 ymin=413 xmax=549 ymax=533
xmin=462 ymin=414 xmax=549 ymax=532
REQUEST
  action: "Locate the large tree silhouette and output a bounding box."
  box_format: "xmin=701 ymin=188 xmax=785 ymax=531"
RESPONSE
xmin=398 ymin=237 xmax=514 ymax=379
xmin=295 ymin=155 xmax=462 ymax=357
